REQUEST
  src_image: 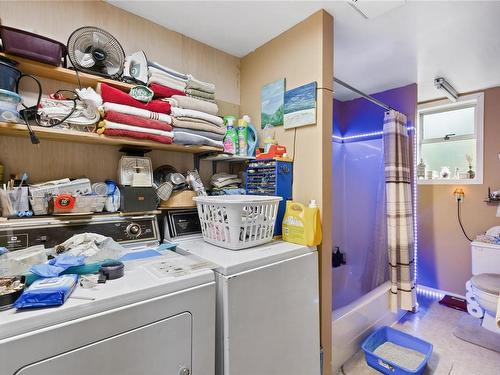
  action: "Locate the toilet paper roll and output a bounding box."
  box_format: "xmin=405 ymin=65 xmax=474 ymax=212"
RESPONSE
xmin=467 ymin=300 xmax=484 ymax=318
xmin=465 ymin=291 xmax=477 ymax=304
xmin=466 ymin=280 xmax=473 ymax=293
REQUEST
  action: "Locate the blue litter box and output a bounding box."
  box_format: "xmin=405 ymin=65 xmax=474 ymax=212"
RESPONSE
xmin=361 ymin=326 xmax=433 ymax=375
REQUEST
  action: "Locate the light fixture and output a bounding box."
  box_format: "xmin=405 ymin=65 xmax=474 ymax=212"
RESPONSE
xmin=453 ymin=188 xmax=465 ymax=202
xmin=434 ymin=77 xmax=458 ymax=102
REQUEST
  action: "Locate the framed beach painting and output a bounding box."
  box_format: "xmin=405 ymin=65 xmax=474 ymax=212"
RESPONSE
xmin=261 ymin=78 xmax=285 ymax=128
xmin=284 ymin=82 xmax=317 ymax=129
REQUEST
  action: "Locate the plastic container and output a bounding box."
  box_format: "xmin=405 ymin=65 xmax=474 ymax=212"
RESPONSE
xmin=282 ymin=200 xmax=322 ymax=246
xmin=237 ymin=117 xmax=248 ymax=156
xmin=0 ymin=89 xmax=22 ymax=123
xmin=194 ymin=195 xmax=282 ymax=250
xmin=28 ymin=178 xmax=92 ymax=198
xmin=362 ymin=326 xmax=433 ymax=375
xmin=0 ymin=25 xmax=67 ymax=66
xmin=0 ymin=56 xmax=21 ymax=92
xmin=29 ymin=195 xmax=106 ymax=216
xmin=223 ymin=118 xmax=239 ymax=155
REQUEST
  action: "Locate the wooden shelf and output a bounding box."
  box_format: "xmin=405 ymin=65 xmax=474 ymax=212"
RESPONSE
xmin=1 ymin=52 xmax=133 ymax=92
xmin=201 ymin=153 xmax=254 ymax=162
xmin=0 ymin=122 xmax=223 ymax=154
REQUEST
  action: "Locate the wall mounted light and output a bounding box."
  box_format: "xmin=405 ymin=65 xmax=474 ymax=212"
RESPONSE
xmin=434 ymin=77 xmax=458 ymax=102
xmin=453 ymin=188 xmax=465 ymax=202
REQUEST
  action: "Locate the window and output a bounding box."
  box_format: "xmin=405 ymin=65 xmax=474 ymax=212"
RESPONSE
xmin=417 ymin=93 xmax=484 ymax=184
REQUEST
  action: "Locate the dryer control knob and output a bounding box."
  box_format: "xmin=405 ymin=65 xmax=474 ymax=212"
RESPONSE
xmin=126 ymin=223 xmax=142 ymax=237
xmin=179 ymin=368 xmax=190 ymax=375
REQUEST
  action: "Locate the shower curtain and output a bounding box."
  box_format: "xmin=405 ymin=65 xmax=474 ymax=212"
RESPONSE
xmin=383 ymin=110 xmax=417 ymax=312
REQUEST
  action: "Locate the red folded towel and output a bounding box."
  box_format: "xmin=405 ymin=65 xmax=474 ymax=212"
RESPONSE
xmin=102 ymin=129 xmax=173 ymax=144
xmin=100 ymin=83 xmax=171 ymax=114
xmin=104 ymin=111 xmax=173 ymax=132
xmin=149 ymin=83 xmax=186 ymax=99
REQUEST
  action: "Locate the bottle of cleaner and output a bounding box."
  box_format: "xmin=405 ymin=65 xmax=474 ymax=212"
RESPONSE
xmin=262 ymin=123 xmax=276 ymax=153
xmin=224 ymin=118 xmax=238 ymax=155
xmin=282 ymin=200 xmax=322 ymax=246
xmin=243 ymin=115 xmax=259 ymax=157
xmin=237 ymin=117 xmax=248 ymax=156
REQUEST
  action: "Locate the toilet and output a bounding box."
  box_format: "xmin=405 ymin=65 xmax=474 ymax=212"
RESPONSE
xmin=467 ymin=231 xmax=500 ymax=334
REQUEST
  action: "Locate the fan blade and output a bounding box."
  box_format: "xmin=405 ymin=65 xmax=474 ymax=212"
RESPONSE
xmin=74 ymin=49 xmax=96 ymax=68
xmin=93 ymin=31 xmax=101 ymax=49
xmin=102 ymin=57 xmax=121 ymax=76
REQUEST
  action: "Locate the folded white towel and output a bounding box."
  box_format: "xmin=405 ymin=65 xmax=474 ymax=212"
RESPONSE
xmin=148 ymin=61 xmax=188 ymax=81
xmin=100 ymin=102 xmax=172 ymax=124
xmin=148 ymin=67 xmax=187 ymax=91
xmin=170 ymin=107 xmax=223 ymax=127
xmin=103 ymin=121 xmax=174 ymax=138
xmin=186 ymin=75 xmax=216 ymax=94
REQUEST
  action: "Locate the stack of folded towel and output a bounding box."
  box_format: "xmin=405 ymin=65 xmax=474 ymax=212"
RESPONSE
xmin=166 ymin=95 xmax=225 ymax=148
xmin=210 ymin=173 xmax=245 ymax=195
xmin=97 ymin=83 xmax=173 ymax=144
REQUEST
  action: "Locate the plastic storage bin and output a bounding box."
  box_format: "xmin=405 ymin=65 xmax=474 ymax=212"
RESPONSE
xmin=362 ymin=326 xmax=433 ymax=375
xmin=194 ymin=195 xmax=282 ymax=250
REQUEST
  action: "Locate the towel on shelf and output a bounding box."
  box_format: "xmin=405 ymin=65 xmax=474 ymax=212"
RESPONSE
xmin=173 ymin=129 xmax=223 ymax=148
xmin=186 ymin=75 xmax=215 ymax=94
xmin=97 ymin=120 xmax=173 ymax=144
xmin=100 ymin=102 xmax=172 ymax=123
xmin=172 ymin=127 xmax=224 ymax=141
xmin=148 ymin=61 xmax=188 ymax=81
xmin=170 ymin=107 xmax=224 ymax=127
xmin=187 ymin=94 xmax=217 ymax=104
xmin=166 ymin=95 xmax=218 ymax=116
xmin=172 ymin=117 xmax=226 ymax=135
xmin=185 ymin=88 xmax=215 ymax=100
xmin=149 ymin=83 xmax=185 ymax=99
xmin=148 ymin=67 xmax=187 ymax=92
xmin=104 ymin=111 xmax=173 ymax=132
xmin=99 ymin=83 xmax=171 ymax=114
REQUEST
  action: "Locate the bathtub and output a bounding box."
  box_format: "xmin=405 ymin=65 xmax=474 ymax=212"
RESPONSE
xmin=331 ymin=280 xmax=404 ymax=372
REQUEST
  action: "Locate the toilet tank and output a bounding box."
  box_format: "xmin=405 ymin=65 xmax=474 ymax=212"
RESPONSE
xmin=471 ymin=241 xmax=500 ymax=275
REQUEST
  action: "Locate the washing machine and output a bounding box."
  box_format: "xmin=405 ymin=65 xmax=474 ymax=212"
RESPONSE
xmin=0 ymin=214 xmax=215 ymax=375
xmin=172 ymin=232 xmax=321 ymax=375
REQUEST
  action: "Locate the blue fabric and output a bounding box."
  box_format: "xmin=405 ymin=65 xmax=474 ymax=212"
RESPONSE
xmin=120 ymin=249 xmax=161 ymax=261
xmin=30 ymin=255 xmax=85 ymax=277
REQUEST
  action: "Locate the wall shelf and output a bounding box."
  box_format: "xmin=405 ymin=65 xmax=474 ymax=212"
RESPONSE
xmin=0 ymin=122 xmax=223 ymax=154
xmin=1 ymin=52 xmax=133 ymax=92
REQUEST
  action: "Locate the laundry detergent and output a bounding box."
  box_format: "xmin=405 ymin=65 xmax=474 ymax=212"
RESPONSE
xmin=282 ymin=200 xmax=322 ymax=246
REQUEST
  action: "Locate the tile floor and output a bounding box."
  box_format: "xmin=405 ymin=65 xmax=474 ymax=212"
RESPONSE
xmin=338 ymin=296 xmax=500 ymax=375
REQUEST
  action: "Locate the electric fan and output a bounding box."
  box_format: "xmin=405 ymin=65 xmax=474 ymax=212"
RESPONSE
xmin=67 ymin=27 xmax=125 ymax=79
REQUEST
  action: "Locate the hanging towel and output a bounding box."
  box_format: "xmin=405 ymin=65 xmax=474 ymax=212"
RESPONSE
xmin=149 ymin=83 xmax=186 ymax=99
xmin=186 ymin=75 xmax=216 ymax=94
xmin=172 ymin=117 xmax=226 ymax=135
xmin=383 ymin=110 xmax=416 ymax=313
xmin=100 ymin=102 xmax=172 ymax=124
xmin=104 ymin=111 xmax=172 ymax=132
xmin=184 ymin=88 xmax=215 ymax=100
xmin=97 ymin=120 xmax=173 ymax=144
xmin=173 ymin=129 xmax=223 ymax=148
xmin=148 ymin=67 xmax=187 ymax=91
xmin=148 ymin=61 xmax=188 ymax=81
xmin=166 ymin=95 xmax=218 ymax=116
xmin=99 ymin=83 xmax=171 ymax=114
xmin=170 ymin=107 xmax=224 ymax=127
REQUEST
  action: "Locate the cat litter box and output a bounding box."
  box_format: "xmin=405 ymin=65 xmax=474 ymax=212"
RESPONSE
xmin=362 ymin=326 xmax=433 ymax=375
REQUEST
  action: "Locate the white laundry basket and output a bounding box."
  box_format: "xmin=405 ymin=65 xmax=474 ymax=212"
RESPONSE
xmin=193 ymin=195 xmax=282 ymax=250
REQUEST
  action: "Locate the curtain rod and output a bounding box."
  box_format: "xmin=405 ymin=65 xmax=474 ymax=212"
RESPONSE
xmin=333 ymin=77 xmax=394 ymax=111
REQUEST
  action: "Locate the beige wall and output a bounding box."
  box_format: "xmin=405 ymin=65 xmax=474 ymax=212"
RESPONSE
xmin=240 ymin=10 xmax=334 ymax=374
xmin=0 ymin=0 xmax=240 ymax=183
xmin=418 ymin=86 xmax=500 ymax=294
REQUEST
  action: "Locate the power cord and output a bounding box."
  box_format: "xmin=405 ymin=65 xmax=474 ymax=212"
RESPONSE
xmin=457 ymin=199 xmax=473 ymax=242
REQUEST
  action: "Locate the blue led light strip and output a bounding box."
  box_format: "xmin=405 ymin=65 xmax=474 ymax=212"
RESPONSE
xmin=332 ymin=127 xmax=415 ymax=142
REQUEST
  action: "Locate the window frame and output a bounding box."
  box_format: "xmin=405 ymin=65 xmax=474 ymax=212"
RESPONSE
xmin=417 ymin=92 xmax=484 ymax=185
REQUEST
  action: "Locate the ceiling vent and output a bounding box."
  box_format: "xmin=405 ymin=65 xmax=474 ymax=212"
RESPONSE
xmin=349 ymin=1 xmax=406 ymax=19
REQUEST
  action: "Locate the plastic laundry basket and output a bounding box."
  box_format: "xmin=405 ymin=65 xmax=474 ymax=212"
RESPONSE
xmin=362 ymin=326 xmax=433 ymax=375
xmin=193 ymin=195 xmax=282 ymax=250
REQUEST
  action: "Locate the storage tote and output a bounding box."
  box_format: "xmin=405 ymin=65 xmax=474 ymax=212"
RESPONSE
xmin=193 ymin=195 xmax=282 ymax=250
xmin=362 ymin=326 xmax=433 ymax=375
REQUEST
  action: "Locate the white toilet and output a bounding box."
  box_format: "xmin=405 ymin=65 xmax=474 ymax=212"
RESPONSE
xmin=467 ymin=231 xmax=500 ymax=333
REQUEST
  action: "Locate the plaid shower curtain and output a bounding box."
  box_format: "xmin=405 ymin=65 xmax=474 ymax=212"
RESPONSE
xmin=383 ymin=110 xmax=417 ymax=312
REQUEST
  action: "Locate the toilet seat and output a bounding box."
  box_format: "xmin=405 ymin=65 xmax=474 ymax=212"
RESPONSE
xmin=471 ymin=273 xmax=500 ymax=296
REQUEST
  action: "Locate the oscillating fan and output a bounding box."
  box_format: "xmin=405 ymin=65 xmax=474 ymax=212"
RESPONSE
xmin=67 ymin=26 xmax=125 ymax=79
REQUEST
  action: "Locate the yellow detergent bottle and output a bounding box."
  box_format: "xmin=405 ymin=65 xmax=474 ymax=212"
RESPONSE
xmin=282 ymin=200 xmax=322 ymax=246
